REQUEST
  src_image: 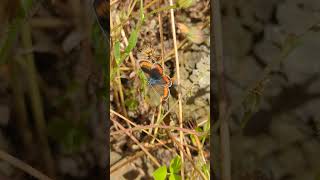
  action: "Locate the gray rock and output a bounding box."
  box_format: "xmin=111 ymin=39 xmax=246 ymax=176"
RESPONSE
xmin=223 ymin=16 xmax=253 ymax=58
xmin=254 ymin=39 xmax=282 ymax=69
xmin=277 ymin=2 xmax=320 ymax=35
xmin=284 ymin=32 xmax=320 ymax=84
xmin=269 ymin=115 xmax=306 ymax=146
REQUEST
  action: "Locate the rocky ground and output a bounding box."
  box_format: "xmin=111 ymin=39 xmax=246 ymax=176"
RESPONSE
xmin=214 ymin=0 xmax=320 ymax=179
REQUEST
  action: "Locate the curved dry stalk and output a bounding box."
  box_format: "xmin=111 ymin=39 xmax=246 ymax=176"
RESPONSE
xmin=111 ymin=124 xmax=205 ymax=136
xmin=0 ymin=150 xmax=53 ymax=180
xmin=21 ymin=22 xmax=55 ymax=177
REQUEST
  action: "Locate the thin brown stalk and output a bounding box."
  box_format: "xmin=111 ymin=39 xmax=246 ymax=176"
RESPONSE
xmin=213 ymin=0 xmax=231 ymax=180
xmin=21 ymin=22 xmax=55 ymax=178
xmin=168 ymin=0 xmax=185 ymax=178
xmin=10 ymin=58 xmax=34 ymax=160
xmin=144 ymin=0 xmax=160 ymax=9
xmin=149 ymin=110 xmax=156 ymax=134
xmin=150 ymin=105 xmax=162 ymax=144
xmin=158 ymin=0 xmax=165 ymax=66
xmin=111 ymin=124 xmax=204 ymax=136
xmin=0 ymin=150 xmax=53 ymax=180
xmin=128 ymin=0 xmax=138 ymax=16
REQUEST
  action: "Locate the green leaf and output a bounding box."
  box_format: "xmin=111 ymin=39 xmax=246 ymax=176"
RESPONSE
xmin=125 ymin=98 xmax=138 ymax=110
xmin=153 ymin=165 xmax=167 ymax=180
xmin=140 ymin=0 xmax=145 ymax=22
xmin=125 ymin=29 xmax=138 ymax=55
xmin=204 ymin=119 xmax=210 ymax=132
xmin=195 ymin=127 xmax=202 ymax=132
xmin=48 ymin=118 xmax=89 ymax=154
xmin=169 ymin=156 xmax=181 ymax=174
xmin=200 ymin=119 xmax=210 ymax=143
xmin=20 ymin=0 xmax=34 ymax=14
xmin=190 ymin=134 xmax=196 ymax=145
xmin=202 ymin=163 xmax=210 ymax=178
xmin=169 ymin=173 xmax=181 ymax=180
xmin=114 ymin=41 xmax=121 ymax=65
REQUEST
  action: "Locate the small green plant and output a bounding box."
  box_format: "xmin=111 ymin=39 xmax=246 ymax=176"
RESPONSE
xmin=153 ymin=156 xmax=182 ymax=180
xmin=47 ymin=118 xmax=89 ymax=154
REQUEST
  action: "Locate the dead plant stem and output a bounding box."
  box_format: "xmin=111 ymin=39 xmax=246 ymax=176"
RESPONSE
xmin=168 ymin=0 xmax=185 ymax=178
xmin=213 ymin=0 xmax=231 ymax=180
xmin=21 ymin=22 xmax=55 ymax=178
xmin=0 ymin=150 xmax=53 ymax=180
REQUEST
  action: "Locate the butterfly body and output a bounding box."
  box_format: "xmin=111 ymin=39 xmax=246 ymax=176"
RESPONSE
xmin=148 ymin=78 xmax=162 ymax=86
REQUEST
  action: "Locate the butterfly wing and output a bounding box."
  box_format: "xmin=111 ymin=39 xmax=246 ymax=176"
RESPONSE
xmin=139 ymin=60 xmax=154 ymax=80
xmin=149 ymin=63 xmax=172 ymax=87
xmin=161 ymin=75 xmax=172 ymax=87
xmin=151 ymin=83 xmax=170 ymax=103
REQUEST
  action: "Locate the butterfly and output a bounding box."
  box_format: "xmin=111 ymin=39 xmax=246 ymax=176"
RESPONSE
xmin=93 ymin=0 xmax=109 ymax=37
xmin=139 ymin=60 xmax=172 ymax=103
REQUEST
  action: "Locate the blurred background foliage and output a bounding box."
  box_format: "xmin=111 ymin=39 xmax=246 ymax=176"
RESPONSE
xmin=0 ymin=0 xmax=107 ymax=179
